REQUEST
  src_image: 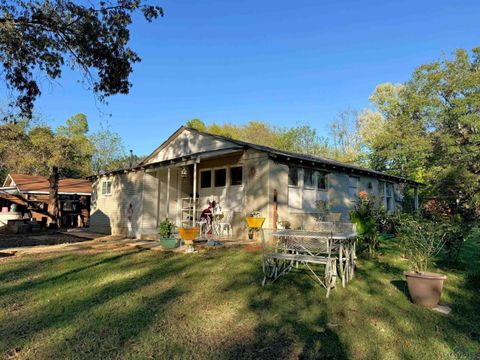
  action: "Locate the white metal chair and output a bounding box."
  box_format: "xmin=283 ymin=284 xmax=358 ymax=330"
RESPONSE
xmin=217 ymin=210 xmax=234 ymax=237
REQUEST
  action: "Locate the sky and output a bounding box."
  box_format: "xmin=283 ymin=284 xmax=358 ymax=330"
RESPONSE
xmin=7 ymin=0 xmax=480 ymax=156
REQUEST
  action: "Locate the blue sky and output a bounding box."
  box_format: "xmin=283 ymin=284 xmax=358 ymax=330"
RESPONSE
xmin=10 ymin=0 xmax=480 ymax=156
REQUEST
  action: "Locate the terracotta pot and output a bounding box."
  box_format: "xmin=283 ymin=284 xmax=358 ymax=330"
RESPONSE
xmin=178 ymin=227 xmax=200 ymax=243
xmin=404 ymin=271 xmax=447 ymax=308
xmin=246 ymin=217 xmax=265 ymax=229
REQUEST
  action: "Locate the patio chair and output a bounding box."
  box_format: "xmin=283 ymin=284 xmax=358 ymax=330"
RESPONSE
xmin=217 ymin=210 xmax=234 ymax=237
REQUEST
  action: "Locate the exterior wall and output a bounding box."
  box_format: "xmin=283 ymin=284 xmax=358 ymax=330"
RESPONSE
xmin=143 ymin=129 xmax=239 ymax=165
xmin=90 ymin=171 xmax=144 ymax=236
xmin=267 ymin=160 xmax=406 ymax=231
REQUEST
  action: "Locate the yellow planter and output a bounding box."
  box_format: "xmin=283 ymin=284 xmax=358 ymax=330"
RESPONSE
xmin=178 ymin=227 xmax=200 ymax=242
xmin=246 ymin=217 xmax=265 ymax=229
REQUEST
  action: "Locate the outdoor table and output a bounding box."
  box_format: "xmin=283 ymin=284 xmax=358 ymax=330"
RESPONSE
xmin=269 ymin=229 xmax=357 ymax=289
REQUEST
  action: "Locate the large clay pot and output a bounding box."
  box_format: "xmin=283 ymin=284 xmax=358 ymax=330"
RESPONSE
xmin=160 ymin=237 xmax=178 ymax=249
xmin=246 ymin=217 xmax=265 ymax=229
xmin=178 ymin=227 xmax=200 ymax=243
xmin=404 ymin=271 xmax=447 ymax=308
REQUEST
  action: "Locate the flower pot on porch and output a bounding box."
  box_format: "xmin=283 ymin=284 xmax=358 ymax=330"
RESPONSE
xmin=160 ymin=237 xmax=178 ymax=249
xmin=178 ymin=227 xmax=200 ymax=244
xmin=246 ymin=217 xmax=265 ymax=229
xmin=404 ymin=271 xmax=447 ymax=308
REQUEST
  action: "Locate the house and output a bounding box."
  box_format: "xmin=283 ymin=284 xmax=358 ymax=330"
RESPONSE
xmin=88 ymin=126 xmax=420 ymax=239
xmin=0 ymin=173 xmax=91 ymax=227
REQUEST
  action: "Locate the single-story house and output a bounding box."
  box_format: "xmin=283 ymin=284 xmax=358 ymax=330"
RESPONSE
xmin=0 ymin=173 xmax=91 ymax=227
xmin=89 ymin=126 xmax=420 ymax=239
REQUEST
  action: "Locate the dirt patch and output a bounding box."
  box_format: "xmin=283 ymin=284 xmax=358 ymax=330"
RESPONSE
xmin=0 ymin=232 xmax=93 ymax=249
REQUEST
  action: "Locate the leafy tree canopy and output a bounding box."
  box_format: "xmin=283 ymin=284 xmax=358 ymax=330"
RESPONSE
xmin=0 ymin=0 xmax=163 ymax=119
xmin=359 ymin=48 xmax=480 ymax=219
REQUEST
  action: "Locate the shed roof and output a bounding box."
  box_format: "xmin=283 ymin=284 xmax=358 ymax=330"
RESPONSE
xmin=4 ymin=173 xmax=91 ymax=195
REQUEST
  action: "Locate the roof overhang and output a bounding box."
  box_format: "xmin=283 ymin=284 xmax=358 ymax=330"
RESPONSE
xmin=89 ymin=147 xmax=245 ymax=179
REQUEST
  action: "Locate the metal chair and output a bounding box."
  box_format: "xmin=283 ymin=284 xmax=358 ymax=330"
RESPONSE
xmin=217 ymin=210 xmax=234 ymax=237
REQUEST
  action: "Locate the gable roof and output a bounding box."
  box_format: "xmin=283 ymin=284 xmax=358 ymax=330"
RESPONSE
xmin=96 ymin=126 xmax=420 ymax=186
xmin=3 ymin=173 xmax=91 ymax=195
xmin=183 ymin=127 xmax=421 ymax=185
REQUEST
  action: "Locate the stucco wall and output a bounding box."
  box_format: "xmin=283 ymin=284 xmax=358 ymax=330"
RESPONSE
xmin=90 ymin=171 xmax=144 ymax=236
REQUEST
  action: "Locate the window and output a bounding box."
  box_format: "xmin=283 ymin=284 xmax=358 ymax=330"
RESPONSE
xmin=214 ymin=168 xmax=226 ymax=187
xmin=101 ymin=180 xmax=112 ymax=196
xmin=230 ymin=166 xmax=243 ymax=186
xmin=386 ymin=182 xmax=393 ymax=212
xmin=317 ymin=172 xmax=327 ymax=190
xmin=288 ymin=167 xmax=298 ymax=186
xmin=200 ymin=170 xmax=211 ymax=188
xmin=348 ymin=176 xmax=360 ymax=198
xmin=304 ymin=168 xmax=315 ymax=188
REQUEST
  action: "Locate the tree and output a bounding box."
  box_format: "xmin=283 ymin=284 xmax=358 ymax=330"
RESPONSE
xmin=90 ymin=122 xmax=126 ymax=173
xmin=0 ymin=0 xmax=163 ymax=119
xmin=0 ymin=113 xmax=94 ymax=225
xmin=329 ymin=109 xmax=365 ymax=164
xmin=359 ymin=48 xmax=480 ymax=219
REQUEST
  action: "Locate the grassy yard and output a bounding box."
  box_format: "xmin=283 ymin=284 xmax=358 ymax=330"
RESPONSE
xmin=0 ymin=231 xmax=479 ymax=360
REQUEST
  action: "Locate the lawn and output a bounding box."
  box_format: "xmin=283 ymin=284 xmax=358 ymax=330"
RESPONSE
xmin=0 ymin=231 xmax=479 ymax=360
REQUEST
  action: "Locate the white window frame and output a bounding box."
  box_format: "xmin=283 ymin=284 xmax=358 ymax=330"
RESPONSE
xmin=348 ymin=176 xmax=360 ymax=200
xmin=288 ymin=166 xmax=329 ymax=212
xmin=101 ymin=179 xmax=112 ymax=197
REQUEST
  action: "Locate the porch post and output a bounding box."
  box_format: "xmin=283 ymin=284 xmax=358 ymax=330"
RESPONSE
xmin=166 ymin=167 xmax=171 ymax=219
xmin=192 ymin=160 xmax=197 ymax=227
xmin=414 ymin=185 xmax=419 ymax=211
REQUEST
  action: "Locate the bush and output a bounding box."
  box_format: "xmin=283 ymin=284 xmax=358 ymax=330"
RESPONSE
xmin=350 ymin=192 xmax=385 ymax=256
xmin=441 ymin=216 xmax=471 ymax=266
xmin=396 ymin=214 xmax=446 ymax=273
xmin=159 ymin=218 xmax=175 ymax=238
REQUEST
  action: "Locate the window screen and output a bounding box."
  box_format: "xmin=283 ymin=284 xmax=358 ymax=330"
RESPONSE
xmin=304 ymin=168 xmax=314 ymax=188
xmin=230 ymin=166 xmax=243 ymax=186
xmin=214 ymin=169 xmax=226 ymax=187
xmin=317 ymin=172 xmax=327 ymax=190
xmin=288 ymin=167 xmax=298 ymax=186
xmin=200 ymin=171 xmax=211 ymax=188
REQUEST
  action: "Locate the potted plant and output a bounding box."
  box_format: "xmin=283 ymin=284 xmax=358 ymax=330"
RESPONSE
xmin=178 ymin=226 xmax=200 ymax=244
xmin=159 ymin=218 xmax=178 ymax=249
xmin=397 ymin=215 xmax=447 ymax=308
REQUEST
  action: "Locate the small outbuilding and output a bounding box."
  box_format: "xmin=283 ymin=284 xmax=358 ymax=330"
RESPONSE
xmin=0 ymin=173 xmax=91 ymax=228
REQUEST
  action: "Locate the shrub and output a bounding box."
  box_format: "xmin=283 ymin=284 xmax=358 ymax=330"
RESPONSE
xmin=441 ymin=216 xmax=471 ymax=266
xmin=159 ymin=218 xmax=175 ymax=238
xmin=396 ymin=215 xmax=446 ymax=273
xmin=350 ymin=192 xmax=384 ymax=256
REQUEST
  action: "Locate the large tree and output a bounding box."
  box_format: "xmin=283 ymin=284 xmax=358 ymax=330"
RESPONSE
xmin=0 ymin=113 xmax=94 ymax=224
xmin=359 ymin=48 xmax=480 ymax=219
xmin=0 ymin=0 xmax=163 ymax=119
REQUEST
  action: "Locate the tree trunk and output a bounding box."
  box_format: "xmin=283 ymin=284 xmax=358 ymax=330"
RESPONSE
xmin=48 ymin=166 xmax=60 ymax=227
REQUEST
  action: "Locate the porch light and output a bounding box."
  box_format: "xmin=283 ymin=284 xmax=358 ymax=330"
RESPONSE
xmin=180 ymin=167 xmax=189 ymax=178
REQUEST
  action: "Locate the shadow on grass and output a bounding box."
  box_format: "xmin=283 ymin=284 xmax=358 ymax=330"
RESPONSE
xmin=0 ymin=250 xmax=191 ymax=358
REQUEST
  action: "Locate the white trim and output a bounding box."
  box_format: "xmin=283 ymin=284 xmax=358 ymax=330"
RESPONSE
xmin=101 ymin=180 xmax=112 ymax=197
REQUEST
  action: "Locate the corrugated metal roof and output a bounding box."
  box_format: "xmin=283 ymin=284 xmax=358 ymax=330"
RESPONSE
xmin=6 ymin=173 xmax=92 ymax=194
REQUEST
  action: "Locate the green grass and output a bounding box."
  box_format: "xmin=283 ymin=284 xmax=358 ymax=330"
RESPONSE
xmin=0 ymin=231 xmax=479 ymax=360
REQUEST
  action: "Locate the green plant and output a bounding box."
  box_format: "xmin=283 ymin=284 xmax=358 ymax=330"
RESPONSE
xmin=350 ymin=192 xmax=383 ymax=256
xmin=159 ymin=218 xmax=175 ymax=238
xmin=396 ymin=215 xmax=446 ymax=273
xmin=441 ymin=215 xmax=471 ymax=266
xmin=248 ymin=210 xmax=261 ymax=217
